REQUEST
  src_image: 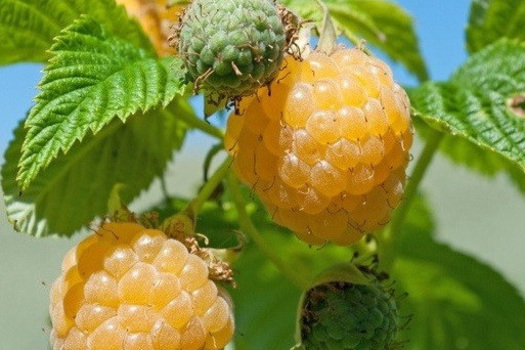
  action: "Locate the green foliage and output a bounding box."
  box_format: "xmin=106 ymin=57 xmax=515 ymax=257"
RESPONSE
xmin=467 ymin=0 xmax=525 ymax=54
xmin=394 ymin=196 xmax=525 ymax=350
xmin=2 ymin=101 xmax=188 ymax=237
xmin=281 ymin=0 xmax=428 ymax=81
xmin=16 ymin=16 xmax=186 ymax=191
xmin=410 ymin=39 xmax=525 ymax=191
xmin=0 ymin=0 xmax=153 ymax=65
xmin=278 ymin=0 xmax=323 ymax=24
xmin=327 ymin=0 xmax=428 ymax=82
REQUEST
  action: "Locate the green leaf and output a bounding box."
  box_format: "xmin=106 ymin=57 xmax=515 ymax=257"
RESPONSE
xmin=410 ymin=39 xmax=525 ymax=190
xmin=279 ymin=0 xmax=427 ymax=81
xmin=439 ymin=134 xmax=525 ymax=193
xmin=17 ymin=16 xmax=186 ymax=190
xmin=279 ymin=0 xmax=323 ymax=24
xmin=2 ymin=100 xmax=188 ymax=237
xmin=467 ymin=0 xmax=525 ymax=54
xmin=394 ymin=199 xmax=525 ymax=349
xmin=326 ymin=0 xmax=428 ymax=82
xmin=0 ymin=0 xmax=153 ymax=65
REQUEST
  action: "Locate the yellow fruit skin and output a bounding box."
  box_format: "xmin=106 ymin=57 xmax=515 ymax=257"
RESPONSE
xmin=49 ymin=222 xmax=234 ymax=350
xmin=116 ymin=0 xmax=184 ymax=56
xmin=225 ymin=48 xmax=413 ymax=246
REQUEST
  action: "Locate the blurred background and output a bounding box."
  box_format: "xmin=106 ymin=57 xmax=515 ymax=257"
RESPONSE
xmin=1 ymin=1 xmax=524 ymax=349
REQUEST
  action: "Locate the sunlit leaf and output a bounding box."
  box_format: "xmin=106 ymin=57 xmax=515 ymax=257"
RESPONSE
xmin=281 ymin=0 xmax=428 ymax=81
xmin=411 ymin=39 xmax=525 ymax=191
xmin=467 ymin=0 xmax=525 ymax=53
xmin=17 ymin=16 xmax=186 ymax=190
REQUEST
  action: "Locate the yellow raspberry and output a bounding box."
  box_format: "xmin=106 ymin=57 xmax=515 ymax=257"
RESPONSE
xmin=116 ymin=0 xmax=185 ymax=56
xmin=49 ymin=222 xmax=234 ymax=350
xmin=225 ymin=48 xmax=413 ymax=246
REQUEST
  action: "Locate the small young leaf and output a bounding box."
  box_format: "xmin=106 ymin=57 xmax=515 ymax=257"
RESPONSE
xmin=467 ymin=0 xmax=525 ymax=54
xmin=2 ymin=101 xmax=188 ymax=237
xmin=411 ymin=40 xmax=525 ymax=186
xmin=0 ymin=0 xmax=153 ymax=65
xmin=326 ymin=0 xmax=429 ymax=82
xmin=17 ymin=16 xmax=186 ymax=190
xmin=395 ymin=202 xmax=525 ymax=349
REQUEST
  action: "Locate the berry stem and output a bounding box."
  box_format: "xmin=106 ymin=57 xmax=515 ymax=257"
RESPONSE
xmin=188 ymin=156 xmax=232 ymax=216
xmin=315 ymin=0 xmax=337 ymax=54
xmin=161 ymin=156 xmax=231 ymax=238
xmin=227 ymin=173 xmax=311 ymax=290
xmin=378 ymin=129 xmax=443 ymax=271
xmin=163 ymin=100 xmax=224 ymax=140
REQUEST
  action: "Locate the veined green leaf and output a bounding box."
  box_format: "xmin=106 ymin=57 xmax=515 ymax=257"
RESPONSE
xmin=0 ymin=0 xmax=153 ymax=65
xmin=395 ymin=198 xmax=525 ymax=349
xmin=17 ymin=16 xmax=186 ymax=190
xmin=2 ymin=100 xmax=189 ymax=237
xmin=410 ymin=39 xmax=525 ymax=188
xmin=326 ymin=0 xmax=428 ymax=82
xmin=467 ymin=0 xmax=525 ymax=54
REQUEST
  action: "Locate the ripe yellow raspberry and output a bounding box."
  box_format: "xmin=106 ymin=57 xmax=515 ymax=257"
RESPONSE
xmin=225 ymin=48 xmax=413 ymax=246
xmin=116 ymin=0 xmax=185 ymax=56
xmin=49 ymin=222 xmax=234 ymax=350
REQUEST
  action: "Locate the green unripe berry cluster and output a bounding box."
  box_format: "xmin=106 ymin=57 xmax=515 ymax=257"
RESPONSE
xmin=300 ymin=281 xmax=399 ymax=350
xmin=175 ymin=0 xmax=288 ymax=98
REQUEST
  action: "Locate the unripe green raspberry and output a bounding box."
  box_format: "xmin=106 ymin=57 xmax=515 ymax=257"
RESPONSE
xmin=298 ymin=264 xmax=399 ymax=350
xmin=174 ymin=0 xmax=289 ymax=98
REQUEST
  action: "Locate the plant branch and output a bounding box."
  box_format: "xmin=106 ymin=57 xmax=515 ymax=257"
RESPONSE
xmin=227 ymin=173 xmax=310 ymax=290
xmin=187 ymin=156 xmax=231 ymax=216
xmin=161 ymin=156 xmax=231 ymax=238
xmin=379 ymin=129 xmax=443 ymax=270
xmin=164 ymin=101 xmax=224 ymax=140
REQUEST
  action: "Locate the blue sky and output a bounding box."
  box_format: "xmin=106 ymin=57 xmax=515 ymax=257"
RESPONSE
xmin=0 ymin=1 xmax=470 ymax=154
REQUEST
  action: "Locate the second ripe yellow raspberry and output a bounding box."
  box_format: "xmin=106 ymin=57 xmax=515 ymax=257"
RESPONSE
xmin=49 ymin=222 xmax=234 ymax=350
xmin=225 ymin=47 xmax=413 ymax=246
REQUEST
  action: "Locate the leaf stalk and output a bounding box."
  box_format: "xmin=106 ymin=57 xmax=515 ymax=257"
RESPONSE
xmin=378 ymin=129 xmax=443 ymax=270
xmin=227 ymin=173 xmax=310 ymax=290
